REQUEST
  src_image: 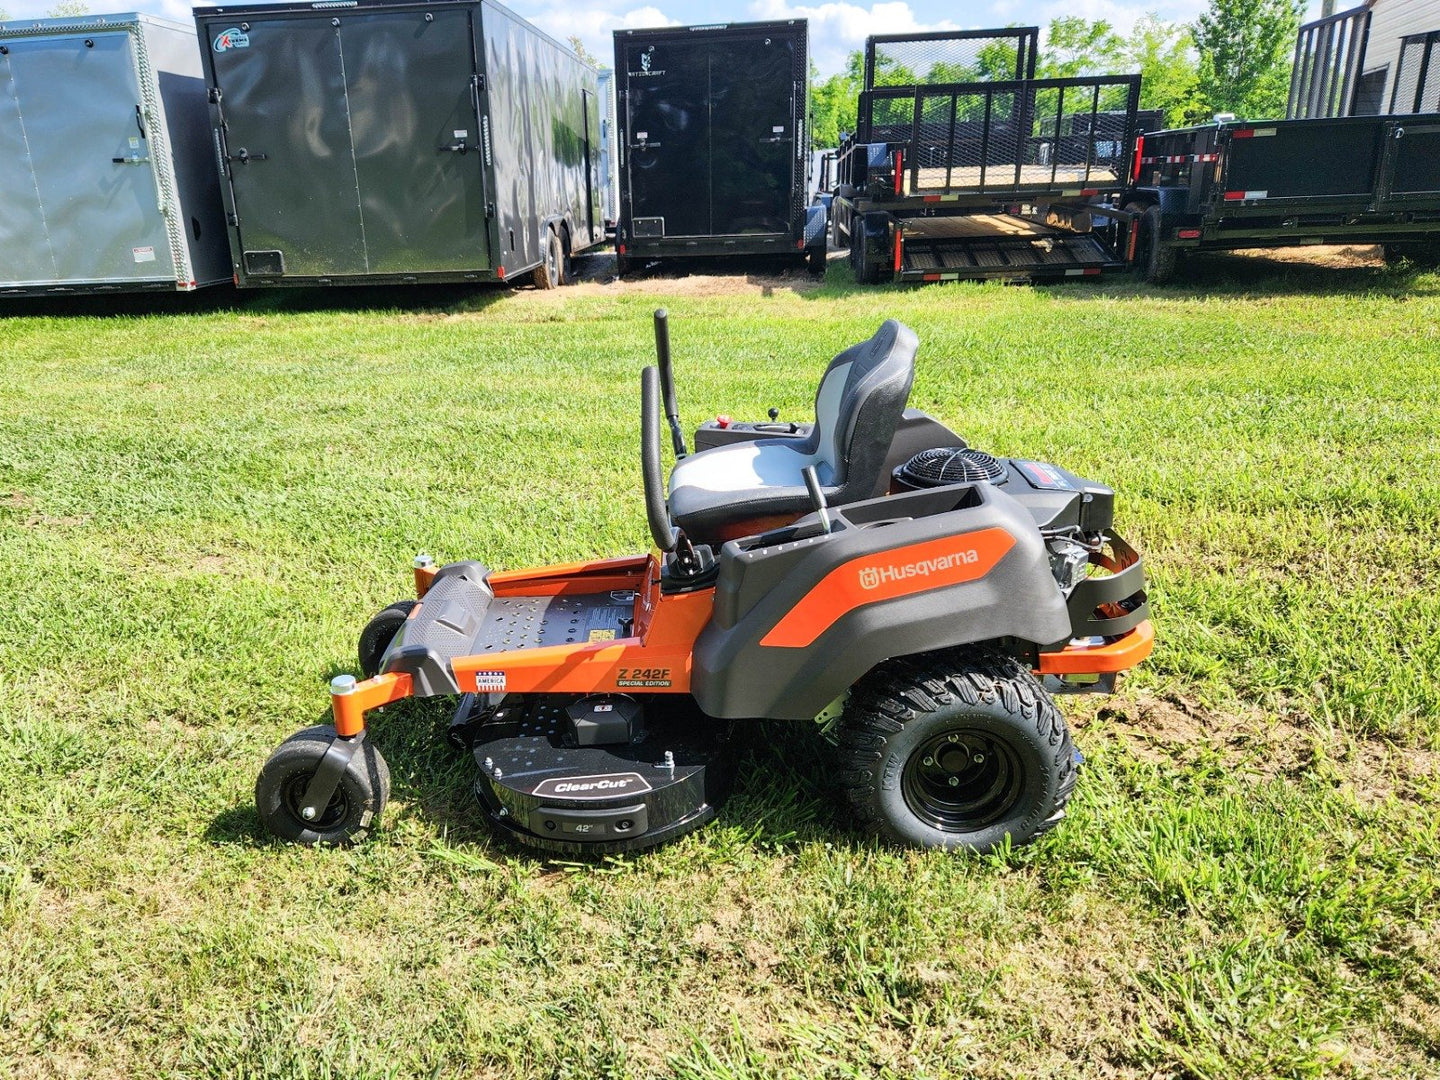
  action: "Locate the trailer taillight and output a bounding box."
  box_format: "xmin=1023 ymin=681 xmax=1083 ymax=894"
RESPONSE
xmin=1131 ymin=136 xmax=1144 ymax=183
xmin=894 ymin=150 xmax=903 ymax=195
xmin=893 ymin=229 xmax=903 ymax=273
xmin=1177 ymin=228 xmax=1201 ymax=239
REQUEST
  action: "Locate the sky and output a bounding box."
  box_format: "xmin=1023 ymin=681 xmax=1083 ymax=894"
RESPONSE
xmin=1 ymin=0 xmax=1327 ymax=75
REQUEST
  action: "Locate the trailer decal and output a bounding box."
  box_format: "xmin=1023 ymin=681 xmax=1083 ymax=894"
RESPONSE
xmin=212 ymin=28 xmax=249 ymax=52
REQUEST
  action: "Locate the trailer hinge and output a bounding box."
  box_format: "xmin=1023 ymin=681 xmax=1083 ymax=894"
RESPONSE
xmin=472 ymin=73 xmax=485 ymax=93
xmin=207 ymin=87 xmax=222 ymax=105
xmin=485 ymin=202 xmax=496 ymax=219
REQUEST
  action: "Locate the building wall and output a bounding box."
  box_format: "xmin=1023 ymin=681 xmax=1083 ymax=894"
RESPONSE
xmin=1362 ymin=0 xmax=1440 ymax=110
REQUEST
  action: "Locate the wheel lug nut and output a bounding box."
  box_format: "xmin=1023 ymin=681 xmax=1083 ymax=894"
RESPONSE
xmin=922 ymin=755 xmax=934 ymax=766
xmin=948 ymin=776 xmax=960 ymax=787
xmin=972 ymin=753 xmax=984 ymax=764
xmin=301 ymin=806 xmax=317 ymax=820
xmin=947 ymin=734 xmax=959 ymax=743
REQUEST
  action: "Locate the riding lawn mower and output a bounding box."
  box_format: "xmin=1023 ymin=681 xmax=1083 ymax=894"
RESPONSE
xmin=255 ymin=313 xmax=1152 ymax=854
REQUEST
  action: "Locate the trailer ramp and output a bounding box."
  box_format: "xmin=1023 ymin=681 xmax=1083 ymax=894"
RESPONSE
xmin=897 ymin=215 xmax=1115 ymax=281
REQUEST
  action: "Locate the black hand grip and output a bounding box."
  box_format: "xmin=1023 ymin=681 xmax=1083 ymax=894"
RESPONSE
xmin=802 ymin=465 xmax=832 ymax=534
xmin=641 ymin=366 xmax=675 ymax=552
xmin=653 ymin=308 xmax=687 ymax=459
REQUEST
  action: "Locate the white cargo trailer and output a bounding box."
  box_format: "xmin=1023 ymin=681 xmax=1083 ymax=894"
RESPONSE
xmin=0 ymin=13 xmax=228 ymax=295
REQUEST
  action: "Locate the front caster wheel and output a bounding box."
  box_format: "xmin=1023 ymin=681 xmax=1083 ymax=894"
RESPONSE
xmin=358 ymin=600 xmax=417 ymax=678
xmin=255 ymin=726 xmax=390 ymax=845
xmin=836 ymin=650 xmax=1078 ymax=852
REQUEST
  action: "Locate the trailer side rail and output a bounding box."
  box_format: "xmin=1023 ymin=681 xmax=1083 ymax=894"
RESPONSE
xmin=845 ymin=74 xmax=1142 ymax=200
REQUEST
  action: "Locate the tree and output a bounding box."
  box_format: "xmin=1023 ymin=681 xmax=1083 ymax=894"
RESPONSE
xmin=810 ymin=54 xmax=861 ymax=149
xmin=1193 ymin=0 xmax=1304 ymax=119
xmin=567 ymin=35 xmax=603 ymax=69
xmin=1038 ymin=17 xmax=1125 ymax=79
xmin=46 ymin=1 xmax=90 ymax=15
xmin=1127 ymin=15 xmax=1203 ymax=127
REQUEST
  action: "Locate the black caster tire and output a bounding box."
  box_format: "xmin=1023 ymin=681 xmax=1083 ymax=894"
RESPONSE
xmin=533 ymin=230 xmax=564 ymax=289
xmin=836 ymin=650 xmax=1079 ymax=853
xmin=358 ymin=600 xmax=417 ymax=679
xmin=255 ymin=725 xmax=390 ymax=845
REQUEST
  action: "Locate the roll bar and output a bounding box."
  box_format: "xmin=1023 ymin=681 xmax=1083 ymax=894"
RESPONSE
xmin=653 ymin=308 xmax=687 ymax=459
xmin=640 ymin=365 xmax=675 ymax=552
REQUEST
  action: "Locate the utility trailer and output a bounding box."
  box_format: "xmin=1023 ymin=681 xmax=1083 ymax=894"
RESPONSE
xmin=194 ymin=0 xmax=604 ymax=288
xmin=1126 ymin=114 xmax=1440 ymax=282
xmin=829 ymin=28 xmax=1142 ymax=285
xmin=0 ymin=13 xmax=228 ymax=297
xmin=612 ymin=20 xmax=825 ymax=275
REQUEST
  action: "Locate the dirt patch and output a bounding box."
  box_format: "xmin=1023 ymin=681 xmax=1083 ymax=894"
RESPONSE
xmin=534 ymin=250 xmax=827 ymax=300
xmin=1085 ymin=691 xmax=1440 ymax=805
xmin=3 ymin=490 xmax=34 ymax=509
xmin=23 ymin=512 xmax=90 ymax=529
xmin=195 ymin=555 xmax=230 ymax=574
xmin=1222 ymin=244 xmax=1386 ymax=270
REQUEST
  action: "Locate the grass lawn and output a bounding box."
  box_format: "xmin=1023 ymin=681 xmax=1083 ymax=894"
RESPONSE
xmin=2 ymin=253 xmax=1438 ymax=1078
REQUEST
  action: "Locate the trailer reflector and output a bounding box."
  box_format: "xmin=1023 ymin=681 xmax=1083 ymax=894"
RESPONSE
xmin=1223 ymin=190 xmax=1268 ymax=201
xmin=893 ymin=230 xmax=903 ymax=273
xmin=1131 ymin=136 xmax=1144 ymax=182
xmin=1177 ymin=228 xmax=1201 ymax=239
xmin=894 ymin=150 xmax=903 ymax=195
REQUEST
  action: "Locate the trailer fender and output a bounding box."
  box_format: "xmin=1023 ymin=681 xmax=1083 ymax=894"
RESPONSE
xmin=804 ymin=204 xmax=828 ymax=250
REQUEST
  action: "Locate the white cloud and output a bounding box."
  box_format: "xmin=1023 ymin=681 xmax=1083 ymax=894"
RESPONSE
xmin=526 ymin=4 xmax=680 ymax=65
xmin=748 ymin=1 xmax=959 ymax=74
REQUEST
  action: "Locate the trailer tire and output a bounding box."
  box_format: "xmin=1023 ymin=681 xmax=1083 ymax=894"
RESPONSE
xmin=1384 ymin=242 xmax=1440 ymax=268
xmin=850 ymin=223 xmax=879 ymax=284
xmin=1140 ymin=204 xmax=1177 ymax=285
xmin=806 ymin=245 xmax=827 ymax=275
xmin=533 ymin=230 xmax=564 ymax=289
xmin=255 ymin=726 xmax=390 ymax=845
xmin=835 ymin=649 xmax=1078 ymax=853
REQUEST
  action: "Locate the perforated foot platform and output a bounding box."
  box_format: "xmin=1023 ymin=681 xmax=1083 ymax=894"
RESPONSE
xmin=380 ymin=562 xmax=636 ymax=697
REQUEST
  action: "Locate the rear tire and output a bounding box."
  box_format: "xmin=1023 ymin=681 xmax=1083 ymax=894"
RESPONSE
xmin=255 ymin=726 xmax=390 ymax=845
xmin=358 ymin=600 xmax=417 ymax=679
xmin=1139 ymin=204 xmax=1177 ymax=285
xmin=533 ymin=230 xmax=564 ymax=289
xmin=835 ymin=650 xmax=1079 ymax=852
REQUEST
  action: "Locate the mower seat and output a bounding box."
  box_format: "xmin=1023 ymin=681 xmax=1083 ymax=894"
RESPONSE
xmin=667 ymin=319 xmax=917 ymax=544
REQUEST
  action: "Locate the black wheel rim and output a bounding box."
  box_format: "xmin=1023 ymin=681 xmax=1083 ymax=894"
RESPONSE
xmin=281 ymin=771 xmax=351 ymax=831
xmin=901 ymin=728 xmax=1023 ymax=833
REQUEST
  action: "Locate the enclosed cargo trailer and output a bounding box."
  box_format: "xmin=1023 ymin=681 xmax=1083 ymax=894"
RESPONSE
xmin=0 ymin=13 xmax=228 ymax=296
xmin=612 ymin=20 xmax=824 ymax=274
xmin=1126 ymin=114 xmax=1440 ymax=282
xmin=829 ymin=29 xmax=1143 ymax=285
xmin=194 ymin=0 xmax=603 ymax=288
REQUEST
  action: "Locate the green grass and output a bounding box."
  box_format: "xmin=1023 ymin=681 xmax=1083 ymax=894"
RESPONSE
xmin=2 ymin=254 xmax=1439 ymax=1078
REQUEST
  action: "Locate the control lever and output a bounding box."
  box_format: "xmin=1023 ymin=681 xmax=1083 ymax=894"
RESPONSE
xmin=768 ymin=407 xmax=780 ymax=421
xmin=802 ymin=465 xmax=832 ymax=535
xmin=653 ymin=308 xmax=688 ymax=459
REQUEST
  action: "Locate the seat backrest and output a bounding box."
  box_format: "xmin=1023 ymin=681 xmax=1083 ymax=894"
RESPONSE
xmin=808 ymin=319 xmax=917 ymax=497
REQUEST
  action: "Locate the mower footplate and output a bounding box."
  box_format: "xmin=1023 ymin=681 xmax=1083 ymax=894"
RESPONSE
xmin=471 ymin=697 xmax=734 ymax=855
xmin=383 ymin=568 xmax=636 ymax=696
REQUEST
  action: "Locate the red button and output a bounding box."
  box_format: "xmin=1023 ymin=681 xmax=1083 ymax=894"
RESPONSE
xmin=716 ymin=415 xmax=731 ymax=429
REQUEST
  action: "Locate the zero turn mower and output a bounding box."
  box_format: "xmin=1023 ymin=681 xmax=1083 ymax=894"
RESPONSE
xmin=255 ymin=312 xmax=1152 ymax=854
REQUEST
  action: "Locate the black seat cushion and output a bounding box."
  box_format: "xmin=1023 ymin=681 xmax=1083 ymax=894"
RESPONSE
xmin=668 ymin=319 xmax=917 ymax=542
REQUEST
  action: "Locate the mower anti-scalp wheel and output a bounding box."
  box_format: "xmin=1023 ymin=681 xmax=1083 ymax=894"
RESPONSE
xmin=835 ymin=650 xmax=1079 ymax=852
xmin=358 ymin=600 xmax=417 ymax=679
xmin=254 ymin=725 xmax=390 ymax=845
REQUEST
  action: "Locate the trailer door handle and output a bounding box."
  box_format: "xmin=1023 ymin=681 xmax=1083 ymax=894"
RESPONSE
xmin=227 ymin=148 xmax=268 ymax=164
xmin=437 ymin=141 xmax=469 ymax=154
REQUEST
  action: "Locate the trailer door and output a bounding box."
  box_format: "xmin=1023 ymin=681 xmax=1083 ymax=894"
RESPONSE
xmin=208 ymin=17 xmax=366 ymax=276
xmin=1 ymin=31 xmax=174 ymax=285
xmin=207 ymin=12 xmax=485 ymax=278
xmin=707 ymin=35 xmax=796 ymax=234
xmin=622 ymin=38 xmax=711 ymax=236
xmin=340 ymin=9 xmax=488 ymax=273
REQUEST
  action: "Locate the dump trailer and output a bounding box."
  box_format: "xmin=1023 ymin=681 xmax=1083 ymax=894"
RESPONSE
xmin=1126 ymin=114 xmax=1440 ymax=282
xmin=0 ymin=13 xmax=228 ymax=296
xmin=612 ymin=20 xmax=824 ymax=274
xmin=195 ymin=0 xmax=604 ymax=288
xmin=829 ymin=29 xmax=1143 ymax=285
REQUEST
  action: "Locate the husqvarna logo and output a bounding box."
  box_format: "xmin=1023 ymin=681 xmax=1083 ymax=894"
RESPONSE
xmin=859 ymin=549 xmax=981 ymax=591
xmin=213 ymin=27 xmax=250 ymax=52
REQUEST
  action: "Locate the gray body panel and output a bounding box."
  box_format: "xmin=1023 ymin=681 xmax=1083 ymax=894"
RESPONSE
xmin=0 ymin=14 xmax=228 ymax=295
xmin=692 ymin=482 xmax=1073 ymax=721
xmin=196 ymin=0 xmax=602 ymax=287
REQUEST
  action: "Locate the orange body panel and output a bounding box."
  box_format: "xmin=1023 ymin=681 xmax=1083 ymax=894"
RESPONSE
xmin=1037 ymin=620 xmax=1154 ymax=675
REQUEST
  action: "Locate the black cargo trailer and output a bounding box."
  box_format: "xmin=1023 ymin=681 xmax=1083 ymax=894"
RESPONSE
xmin=1126 ymin=115 xmax=1440 ymax=282
xmin=194 ymin=0 xmax=603 ymax=288
xmin=613 ymin=20 xmax=824 ymax=274
xmin=829 ymin=28 xmax=1143 ymax=285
